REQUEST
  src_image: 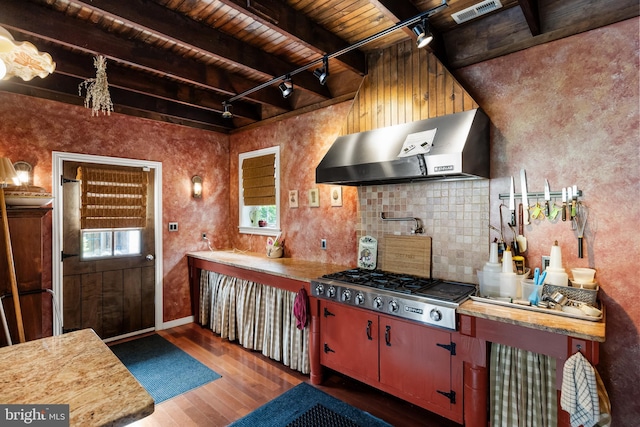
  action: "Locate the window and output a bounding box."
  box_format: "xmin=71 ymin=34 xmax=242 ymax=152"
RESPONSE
xmin=239 ymin=146 xmax=280 ymax=235
xmin=78 ymin=165 xmax=148 ymax=259
xmin=82 ymin=229 xmax=142 ymax=259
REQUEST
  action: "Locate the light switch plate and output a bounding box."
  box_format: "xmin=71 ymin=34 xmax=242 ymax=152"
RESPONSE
xmin=169 ymin=222 xmax=178 ymax=231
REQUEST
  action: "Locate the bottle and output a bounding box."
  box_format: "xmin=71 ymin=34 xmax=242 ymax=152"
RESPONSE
xmin=545 ymin=240 xmax=569 ymax=287
xmin=481 ymin=242 xmax=502 ymax=297
xmin=499 ymin=247 xmax=518 ymax=299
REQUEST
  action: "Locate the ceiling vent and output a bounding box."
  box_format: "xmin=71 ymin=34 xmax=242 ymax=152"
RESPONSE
xmin=452 ymin=0 xmax=503 ymax=24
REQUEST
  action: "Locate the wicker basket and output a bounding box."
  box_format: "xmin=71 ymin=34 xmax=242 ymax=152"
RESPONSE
xmin=542 ymin=283 xmax=598 ymax=305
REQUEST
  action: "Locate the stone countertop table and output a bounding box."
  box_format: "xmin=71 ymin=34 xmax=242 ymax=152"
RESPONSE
xmin=0 ymin=328 xmax=154 ymax=426
xmin=458 ymin=298 xmax=605 ymax=342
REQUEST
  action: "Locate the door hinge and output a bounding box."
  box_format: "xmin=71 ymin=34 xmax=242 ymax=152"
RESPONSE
xmin=61 ymin=176 xmax=79 ymax=185
xmin=61 ymin=251 xmax=79 ymax=261
xmin=437 ymin=389 xmax=456 ymax=404
xmin=436 ymin=341 xmax=456 ymax=355
xmin=323 ymin=343 xmax=335 ymax=353
xmin=323 ymin=307 xmax=335 ymax=317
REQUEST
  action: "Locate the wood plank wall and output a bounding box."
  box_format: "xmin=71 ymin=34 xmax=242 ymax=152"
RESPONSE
xmin=343 ymin=40 xmax=479 ymax=135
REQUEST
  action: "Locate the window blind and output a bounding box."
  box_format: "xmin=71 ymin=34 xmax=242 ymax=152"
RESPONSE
xmin=242 ymin=153 xmax=276 ymax=206
xmin=77 ymin=166 xmax=148 ymax=229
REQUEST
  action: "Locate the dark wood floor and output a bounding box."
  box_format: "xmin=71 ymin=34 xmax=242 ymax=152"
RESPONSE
xmin=121 ymin=323 xmax=461 ymax=427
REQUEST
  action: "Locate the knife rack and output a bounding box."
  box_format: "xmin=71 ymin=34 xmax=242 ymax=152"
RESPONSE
xmin=498 ymin=190 xmax=582 ymax=201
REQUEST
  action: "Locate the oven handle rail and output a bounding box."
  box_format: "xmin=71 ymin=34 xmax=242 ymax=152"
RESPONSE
xmin=380 ymin=212 xmax=424 ymax=234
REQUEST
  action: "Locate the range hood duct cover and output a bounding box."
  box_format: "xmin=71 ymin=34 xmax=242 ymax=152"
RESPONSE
xmin=316 ymin=109 xmax=489 ymax=186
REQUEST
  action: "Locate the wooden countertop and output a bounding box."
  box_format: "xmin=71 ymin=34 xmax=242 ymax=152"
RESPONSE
xmin=0 ymin=328 xmax=154 ymax=426
xmin=188 ymin=250 xmax=352 ymax=282
xmin=458 ymin=299 xmax=606 ymax=342
xmin=187 ymin=251 xmax=605 ymax=343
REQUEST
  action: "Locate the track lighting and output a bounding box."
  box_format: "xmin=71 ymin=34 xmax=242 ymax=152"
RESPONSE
xmin=220 ymin=0 xmax=449 ymax=118
xmin=278 ymin=75 xmax=293 ymax=98
xmin=222 ymin=102 xmax=233 ymax=119
xmin=313 ymin=56 xmax=329 ymax=85
xmin=412 ymin=18 xmax=433 ymax=49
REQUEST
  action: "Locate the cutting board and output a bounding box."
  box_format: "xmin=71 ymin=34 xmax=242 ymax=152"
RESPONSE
xmin=382 ymin=235 xmax=432 ymax=278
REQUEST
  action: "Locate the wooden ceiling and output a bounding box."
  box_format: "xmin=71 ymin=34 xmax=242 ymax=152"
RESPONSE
xmin=0 ymin=0 xmax=636 ymax=133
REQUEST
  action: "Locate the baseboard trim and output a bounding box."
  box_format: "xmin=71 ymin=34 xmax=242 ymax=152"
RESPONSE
xmin=162 ymin=316 xmax=194 ymax=330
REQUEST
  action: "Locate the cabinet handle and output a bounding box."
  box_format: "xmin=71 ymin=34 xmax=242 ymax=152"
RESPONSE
xmin=385 ymin=325 xmax=391 ymax=346
xmin=323 ymin=343 xmax=335 ymax=353
xmin=366 ymin=320 xmax=372 ymax=340
xmin=323 ymin=307 xmax=335 ymax=317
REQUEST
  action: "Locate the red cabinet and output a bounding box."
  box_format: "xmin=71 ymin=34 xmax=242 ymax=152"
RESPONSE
xmin=319 ymin=300 xmax=462 ymax=423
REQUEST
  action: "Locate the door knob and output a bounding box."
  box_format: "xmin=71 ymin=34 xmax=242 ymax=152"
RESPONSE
xmin=146 ymin=254 xmax=155 ymax=261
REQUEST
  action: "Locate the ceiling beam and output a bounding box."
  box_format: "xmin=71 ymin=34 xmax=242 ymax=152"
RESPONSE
xmin=518 ymin=0 xmax=541 ymax=36
xmin=216 ymin=0 xmax=366 ymax=75
xmin=40 ymin=43 xmax=262 ymax=122
xmin=67 ymin=0 xmax=332 ymax=100
xmin=1 ymin=0 xmax=292 ymax=111
xmin=0 ymin=74 xmax=232 ymax=133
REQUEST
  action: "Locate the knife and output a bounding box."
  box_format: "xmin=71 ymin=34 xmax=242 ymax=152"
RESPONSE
xmin=544 ymin=179 xmax=550 ymax=217
xmin=520 ymin=169 xmax=529 ymax=225
xmin=561 ymin=187 xmax=567 ymax=221
xmin=571 ymin=184 xmax=578 ymax=219
xmin=509 ymin=176 xmax=516 ymax=226
xmin=566 ymin=186 xmax=573 ymax=220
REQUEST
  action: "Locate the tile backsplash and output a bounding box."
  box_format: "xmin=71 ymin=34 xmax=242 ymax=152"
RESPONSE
xmin=357 ymin=180 xmax=490 ymax=283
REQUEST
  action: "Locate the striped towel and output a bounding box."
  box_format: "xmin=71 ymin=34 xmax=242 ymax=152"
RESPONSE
xmin=561 ymin=351 xmax=599 ymax=427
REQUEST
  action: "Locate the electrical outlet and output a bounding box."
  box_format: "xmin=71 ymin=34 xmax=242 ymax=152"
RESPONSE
xmin=202 ymin=232 xmax=207 ymax=240
xmin=168 ymin=222 xmax=178 ymax=231
xmin=321 ymin=239 xmax=327 ymax=250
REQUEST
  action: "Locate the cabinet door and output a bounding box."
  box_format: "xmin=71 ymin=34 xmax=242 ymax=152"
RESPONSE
xmin=379 ymin=317 xmax=454 ymax=413
xmin=320 ymin=300 xmax=378 ymax=383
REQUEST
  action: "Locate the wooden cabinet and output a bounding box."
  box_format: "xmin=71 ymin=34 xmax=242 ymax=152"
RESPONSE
xmin=0 ymin=208 xmax=52 ymax=346
xmin=319 ymin=300 xmax=462 ymax=423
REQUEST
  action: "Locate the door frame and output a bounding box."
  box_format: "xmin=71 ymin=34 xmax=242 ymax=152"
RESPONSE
xmin=51 ymin=151 xmax=163 ymax=338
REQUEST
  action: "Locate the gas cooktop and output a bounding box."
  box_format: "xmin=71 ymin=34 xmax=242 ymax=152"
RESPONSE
xmin=311 ymin=268 xmax=477 ymax=330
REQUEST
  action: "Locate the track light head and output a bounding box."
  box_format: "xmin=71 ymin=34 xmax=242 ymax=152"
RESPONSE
xmin=222 ymin=102 xmax=233 ymax=119
xmin=412 ymin=19 xmax=433 ymax=49
xmin=278 ymin=75 xmax=293 ymax=98
xmin=313 ymin=56 xmax=330 ymax=85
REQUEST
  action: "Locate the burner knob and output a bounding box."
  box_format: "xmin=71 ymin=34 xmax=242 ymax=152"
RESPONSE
xmin=373 ymin=297 xmax=383 ymax=309
xmin=389 ymin=300 xmax=399 ymax=313
xmin=341 ymin=289 xmax=351 ymax=302
xmin=315 ymin=284 xmax=324 ymax=295
xmin=354 ymin=292 xmax=365 ymax=305
xmin=430 ymin=308 xmax=443 ymax=322
xmin=327 ymin=286 xmax=336 ymax=298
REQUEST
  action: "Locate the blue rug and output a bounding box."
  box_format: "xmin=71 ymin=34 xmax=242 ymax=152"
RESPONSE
xmin=230 ymin=383 xmax=392 ymax=427
xmin=109 ymin=334 xmax=221 ymax=403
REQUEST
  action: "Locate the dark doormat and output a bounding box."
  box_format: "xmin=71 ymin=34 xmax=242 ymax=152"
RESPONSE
xmin=230 ymin=382 xmax=392 ymax=427
xmin=109 ymin=333 xmax=221 ymax=403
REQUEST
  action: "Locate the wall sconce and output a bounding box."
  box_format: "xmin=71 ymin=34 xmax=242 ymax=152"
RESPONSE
xmin=192 ymin=175 xmax=203 ymax=198
xmin=12 ymin=161 xmax=32 ymax=185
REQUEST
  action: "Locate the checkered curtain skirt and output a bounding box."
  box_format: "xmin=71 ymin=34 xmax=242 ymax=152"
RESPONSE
xmin=490 ymin=343 xmax=557 ymax=427
xmin=199 ymin=270 xmax=310 ymax=374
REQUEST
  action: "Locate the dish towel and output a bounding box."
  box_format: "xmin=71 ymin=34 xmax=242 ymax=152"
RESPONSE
xmin=560 ymin=351 xmax=600 ymax=427
xmin=293 ymin=288 xmax=309 ymax=330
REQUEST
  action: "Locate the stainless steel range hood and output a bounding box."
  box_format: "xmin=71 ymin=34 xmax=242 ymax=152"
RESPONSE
xmin=316 ymin=109 xmax=489 ymax=186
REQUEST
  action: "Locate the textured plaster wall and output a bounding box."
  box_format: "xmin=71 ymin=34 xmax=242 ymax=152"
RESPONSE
xmin=0 ymin=94 xmax=230 ymax=321
xmin=457 ymin=17 xmax=640 ymax=424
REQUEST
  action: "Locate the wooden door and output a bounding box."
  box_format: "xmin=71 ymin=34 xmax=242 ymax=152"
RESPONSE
xmin=61 ymin=161 xmax=155 ymax=339
xmin=379 ymin=316 xmax=456 ymax=416
xmin=320 ymin=300 xmax=379 ymax=383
